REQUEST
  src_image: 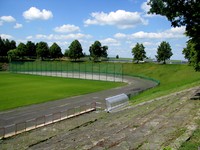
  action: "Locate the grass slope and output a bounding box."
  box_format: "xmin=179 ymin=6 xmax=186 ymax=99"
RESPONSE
xmin=123 ymin=63 xmax=200 ymax=104
xmin=0 ymin=72 xmax=124 ymax=111
xmin=123 ymin=63 xmax=200 ymax=149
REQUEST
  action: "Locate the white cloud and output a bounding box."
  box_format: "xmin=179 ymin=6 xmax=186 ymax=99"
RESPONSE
xmin=54 ymin=24 xmax=80 ymax=33
xmin=35 ymin=33 xmax=92 ymax=40
xmin=142 ymin=42 xmax=154 ymax=46
xmin=14 ymin=23 xmax=23 ymax=29
xmin=26 ymin=36 xmax=33 ymax=40
xmin=141 ymin=0 xmax=150 ymax=12
xmin=0 ymin=16 xmax=16 ymax=26
xmin=100 ymin=38 xmax=121 ymax=46
xmin=114 ymin=33 xmax=127 ymax=39
xmin=132 ymin=26 xmax=186 ymax=39
xmin=0 ymin=16 xmax=16 ymax=22
xmin=114 ymin=26 xmax=186 ymax=39
xmin=167 ymin=26 xmax=186 ymax=34
xmin=84 ymin=10 xmax=148 ymax=29
xmin=23 ymin=7 xmax=53 ymax=20
xmin=0 ymin=34 xmax=13 ymax=39
xmin=141 ymin=0 xmax=158 ymax=17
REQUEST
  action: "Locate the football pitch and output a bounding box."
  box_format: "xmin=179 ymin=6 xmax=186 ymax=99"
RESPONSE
xmin=0 ymin=72 xmax=124 ymax=111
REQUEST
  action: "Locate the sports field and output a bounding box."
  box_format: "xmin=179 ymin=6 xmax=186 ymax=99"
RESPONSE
xmin=0 ymin=72 xmax=124 ymax=111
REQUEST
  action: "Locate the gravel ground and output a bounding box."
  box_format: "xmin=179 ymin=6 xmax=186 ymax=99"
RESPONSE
xmin=1 ymin=86 xmax=200 ymax=150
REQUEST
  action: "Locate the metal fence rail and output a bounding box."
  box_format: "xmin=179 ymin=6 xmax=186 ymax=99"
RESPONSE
xmin=0 ymin=102 xmax=96 ymax=139
xmin=9 ymin=61 xmax=123 ymax=82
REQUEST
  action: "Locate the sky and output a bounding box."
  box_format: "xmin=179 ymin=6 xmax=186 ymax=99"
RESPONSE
xmin=0 ymin=0 xmax=189 ymax=60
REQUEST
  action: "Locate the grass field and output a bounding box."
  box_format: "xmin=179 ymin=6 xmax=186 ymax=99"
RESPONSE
xmin=0 ymin=72 xmax=124 ymax=111
xmin=123 ymin=63 xmax=200 ymax=104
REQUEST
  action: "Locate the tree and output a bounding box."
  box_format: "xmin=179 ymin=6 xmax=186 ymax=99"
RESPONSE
xmin=68 ymin=40 xmax=83 ymax=61
xmin=64 ymin=49 xmax=70 ymax=57
xmin=89 ymin=41 xmax=108 ymax=61
xmin=148 ymin=0 xmax=200 ymax=70
xmin=0 ymin=37 xmax=5 ymax=56
xmin=17 ymin=43 xmax=27 ymax=58
xmin=132 ymin=43 xmax=146 ymax=63
xmin=49 ymin=42 xmax=63 ymax=59
xmin=102 ymin=46 xmax=108 ymax=58
xmin=36 ymin=41 xmax=49 ymax=60
xmin=7 ymin=49 xmax=18 ymax=61
xmin=26 ymin=41 xmax=36 ymax=57
xmin=156 ymin=41 xmax=173 ymax=64
xmin=10 ymin=40 xmax=16 ymax=50
xmin=3 ymin=39 xmax=17 ymax=56
xmin=182 ymin=40 xmax=195 ymax=64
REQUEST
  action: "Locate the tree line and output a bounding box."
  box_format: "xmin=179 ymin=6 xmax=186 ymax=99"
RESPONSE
xmin=0 ymin=36 xmax=193 ymax=65
xmin=0 ymin=37 xmax=108 ymax=62
xmin=131 ymin=41 xmax=173 ymax=64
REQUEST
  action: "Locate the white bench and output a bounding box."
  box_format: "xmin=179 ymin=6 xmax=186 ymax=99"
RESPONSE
xmin=105 ymin=93 xmax=129 ymax=112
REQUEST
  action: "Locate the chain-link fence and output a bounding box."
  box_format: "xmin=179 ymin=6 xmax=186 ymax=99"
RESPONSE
xmin=9 ymin=61 xmax=123 ymax=82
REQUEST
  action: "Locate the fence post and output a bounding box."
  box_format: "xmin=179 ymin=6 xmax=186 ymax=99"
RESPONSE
xmin=61 ymin=61 xmax=63 ymax=77
xmin=92 ymin=63 xmax=93 ymax=80
xmin=114 ymin=64 xmax=116 ymax=82
xmin=0 ymin=127 xmax=5 ymax=139
xmin=122 ymin=64 xmax=123 ymax=82
xmin=92 ymin=102 xmax=96 ymax=110
xmin=99 ymin=63 xmax=100 ymax=80
xmin=56 ymin=61 xmax=57 ymax=76
xmin=78 ymin=63 xmax=81 ymax=79
xmin=72 ymin=63 xmax=74 ymax=78
xmin=85 ymin=63 xmax=86 ymax=79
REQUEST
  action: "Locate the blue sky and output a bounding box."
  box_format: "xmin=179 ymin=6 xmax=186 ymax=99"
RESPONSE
xmin=0 ymin=0 xmax=188 ymax=60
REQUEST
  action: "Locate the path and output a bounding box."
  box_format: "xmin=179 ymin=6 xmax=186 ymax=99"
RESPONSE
xmin=0 ymin=75 xmax=157 ymax=128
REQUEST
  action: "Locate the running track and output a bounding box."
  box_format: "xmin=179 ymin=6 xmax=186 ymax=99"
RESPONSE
xmin=0 ymin=75 xmax=157 ymax=128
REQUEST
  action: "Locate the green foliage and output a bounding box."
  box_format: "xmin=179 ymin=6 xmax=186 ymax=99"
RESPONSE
xmin=36 ymin=41 xmax=50 ymax=60
xmin=116 ymin=55 xmax=119 ymax=59
xmin=0 ymin=37 xmax=5 ymax=56
xmin=68 ymin=40 xmax=83 ymax=61
xmin=17 ymin=42 xmax=28 ymax=58
xmin=163 ymin=146 xmax=172 ymax=150
xmin=49 ymin=42 xmax=63 ymax=59
xmin=64 ymin=49 xmax=69 ymax=57
xmin=0 ymin=37 xmax=16 ymax=57
xmin=7 ymin=49 xmax=18 ymax=61
xmin=182 ymin=40 xmax=196 ymax=64
xmin=148 ymin=0 xmax=200 ymax=70
xmin=132 ymin=43 xmax=146 ymax=63
xmin=89 ymin=41 xmax=108 ymax=61
xmin=26 ymin=41 xmax=36 ymax=57
xmin=0 ymin=72 xmax=124 ymax=111
xmin=156 ymin=41 xmax=173 ymax=64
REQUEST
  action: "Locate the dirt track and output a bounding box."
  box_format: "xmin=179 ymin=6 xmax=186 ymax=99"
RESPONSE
xmin=1 ymin=86 xmax=200 ymax=150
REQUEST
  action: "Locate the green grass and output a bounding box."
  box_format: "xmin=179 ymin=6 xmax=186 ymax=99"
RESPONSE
xmin=178 ymin=120 xmax=200 ymax=150
xmin=0 ymin=72 xmax=124 ymax=111
xmin=122 ymin=63 xmax=200 ymax=104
